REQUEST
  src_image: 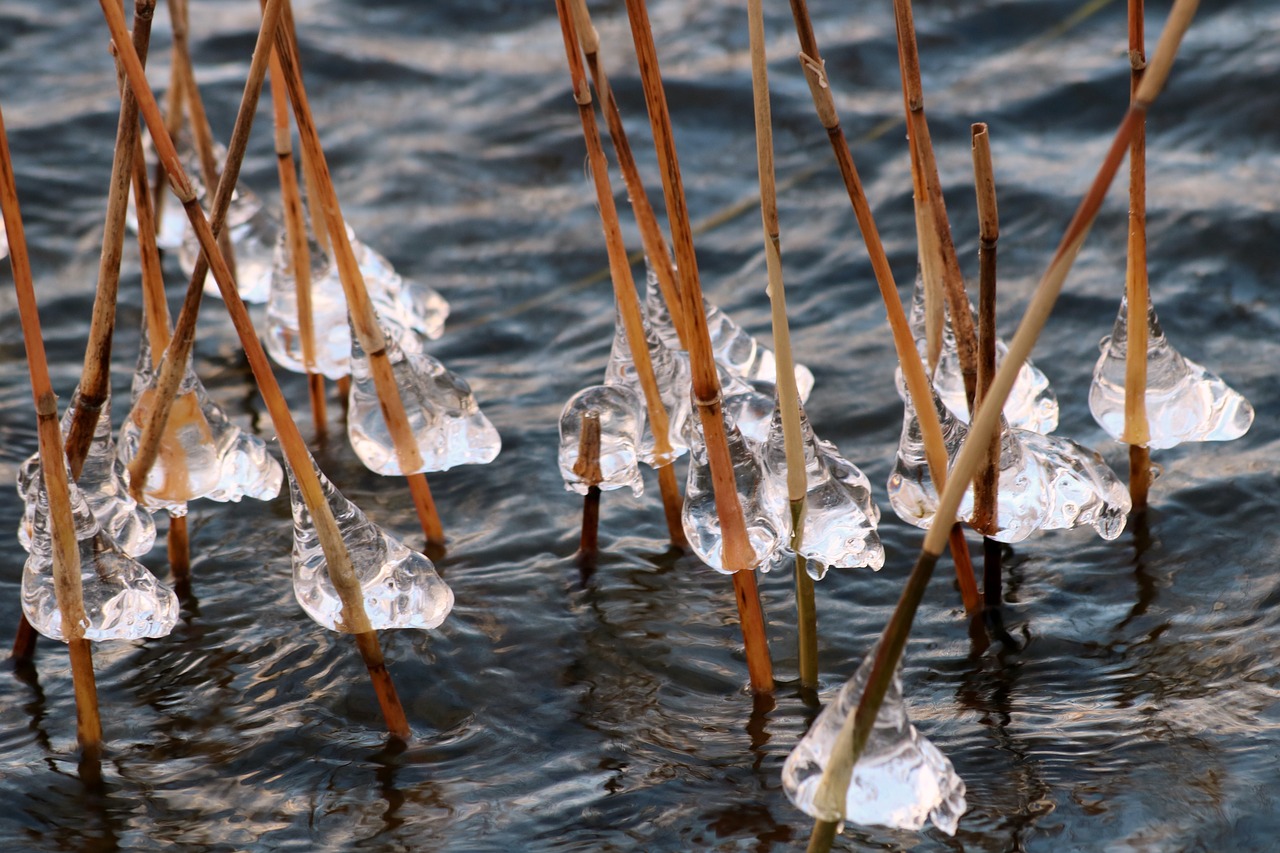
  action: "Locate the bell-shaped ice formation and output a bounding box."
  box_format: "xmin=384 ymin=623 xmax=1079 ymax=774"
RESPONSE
xmin=603 ymin=308 xmax=692 ymax=466
xmin=117 ymin=339 xmax=222 ymax=515
xmin=264 ymin=229 xmax=352 ymax=380
xmin=347 ymin=327 xmax=500 ymax=475
xmin=782 ymin=648 xmax=966 ymax=834
xmin=887 ymin=373 xmax=1131 ymax=542
xmin=191 ymin=383 xmax=283 ymax=504
xmin=17 ymin=391 xmax=156 ymax=558
xmin=22 ymin=474 xmax=178 ymax=642
xmin=1089 ymin=297 xmax=1253 ymax=450
xmin=682 ymin=418 xmax=786 ymax=573
xmin=349 ymin=226 xmax=449 ymax=344
xmin=287 ymin=461 xmax=454 ymax=632
xmin=720 ymin=369 xmax=777 ymax=448
xmin=643 ymin=264 xmax=814 ymax=402
xmin=761 ymin=406 xmax=883 ymax=578
xmin=558 ymin=385 xmax=645 ymax=497
xmin=180 ymin=178 xmax=280 ymax=305
xmin=908 ymin=276 xmax=1058 ymax=434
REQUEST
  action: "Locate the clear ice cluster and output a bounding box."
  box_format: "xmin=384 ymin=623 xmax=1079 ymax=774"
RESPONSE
xmin=1089 ymin=297 xmax=1253 ymax=450
xmin=22 ymin=473 xmax=178 ymax=642
xmin=347 ymin=329 xmax=500 ymax=475
xmin=558 ymin=385 xmax=645 ymax=497
xmin=782 ymin=648 xmax=967 ymax=835
xmin=287 ymin=461 xmax=454 ymax=632
xmin=887 ymin=373 xmax=1130 ymax=542
xmin=603 ymin=308 xmax=692 ymax=466
xmin=17 ymin=391 xmax=155 ymax=558
xmin=180 ymin=178 xmax=280 ymax=305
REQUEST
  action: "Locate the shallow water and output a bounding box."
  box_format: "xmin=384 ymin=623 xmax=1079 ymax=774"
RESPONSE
xmin=2 ymin=0 xmax=1279 ymax=850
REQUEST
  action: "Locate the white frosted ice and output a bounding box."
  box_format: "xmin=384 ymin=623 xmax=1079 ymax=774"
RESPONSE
xmin=783 ymin=649 xmax=966 ymax=834
xmin=1089 ymin=297 xmax=1253 ymax=450
xmin=287 ymin=460 xmax=453 ymax=632
xmin=558 ymin=385 xmax=645 ymax=497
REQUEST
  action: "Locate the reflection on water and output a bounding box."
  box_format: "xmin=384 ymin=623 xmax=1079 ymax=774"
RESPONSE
xmin=1 ymin=0 xmax=1279 ymax=850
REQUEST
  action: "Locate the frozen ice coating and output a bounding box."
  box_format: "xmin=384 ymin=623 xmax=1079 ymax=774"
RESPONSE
xmin=558 ymin=385 xmax=645 ymax=497
xmin=17 ymin=391 xmax=156 ymax=558
xmin=180 ymin=179 xmax=280 ymax=305
xmin=347 ymin=327 xmax=500 ymax=474
xmin=287 ymin=461 xmax=454 ymax=632
xmin=348 ymin=225 xmax=449 ymax=344
xmin=264 ymin=229 xmax=353 ymax=380
xmin=117 ymin=339 xmax=222 ymax=514
xmin=642 ymin=264 xmax=815 ymax=403
xmin=761 ymin=406 xmax=883 ymax=576
xmin=887 ymin=372 xmax=1131 ymax=542
xmin=682 ymin=418 xmax=786 ymax=573
xmin=907 ymin=276 xmax=1058 ymax=434
xmin=782 ymin=648 xmax=966 ymax=834
xmin=191 ymin=383 xmax=284 ymax=504
xmin=126 ymin=190 xmax=187 ymax=251
xmin=603 ymin=307 xmax=692 ymax=465
xmin=0 ymin=214 xmax=7 ymax=259
xmin=22 ymin=474 xmax=178 ymax=642
xmin=1090 ymin=297 xmax=1254 ymax=449
xmin=720 ymin=369 xmax=777 ymax=448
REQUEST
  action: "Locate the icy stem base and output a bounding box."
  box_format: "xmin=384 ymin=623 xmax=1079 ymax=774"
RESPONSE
xmin=558 ymin=385 xmax=645 ymax=497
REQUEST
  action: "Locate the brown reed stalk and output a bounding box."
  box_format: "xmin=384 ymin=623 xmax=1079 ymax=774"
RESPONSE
xmin=573 ymin=411 xmax=603 ymax=573
xmin=272 ymin=4 xmax=446 ymax=547
xmin=125 ymin=0 xmax=282 ymax=508
xmin=566 ymin=0 xmax=689 ymax=351
xmin=553 ymin=0 xmax=687 ymax=549
xmin=892 ymin=0 xmax=979 ymax=413
xmin=99 ymin=0 xmax=412 ymax=741
xmin=620 ymin=0 xmax=773 ymax=693
xmin=785 ymin=0 xmax=980 ymax=614
xmin=805 ymin=2 xmax=1199 ymax=844
xmin=1125 ymin=0 xmax=1152 ymax=510
xmin=152 ymin=35 xmax=186 ymax=230
xmin=0 ymin=103 xmax=103 ymax=760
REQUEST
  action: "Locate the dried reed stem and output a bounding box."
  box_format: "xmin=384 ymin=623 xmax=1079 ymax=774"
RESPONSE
xmin=806 ymin=2 xmax=1198 ymax=843
xmin=99 ymin=0 xmax=411 ymax=740
xmin=0 ymin=103 xmax=102 ymax=755
xmin=273 ymin=6 xmax=446 ymax=547
xmin=1125 ymin=0 xmax=1152 ymax=509
xmin=152 ymin=45 xmax=186 ymax=230
xmin=553 ymin=0 xmax=685 ymax=548
xmin=573 ymin=411 xmax=603 ymax=571
xmin=785 ymin=0 xmax=979 ymax=613
xmin=621 ymin=0 xmax=773 ymax=693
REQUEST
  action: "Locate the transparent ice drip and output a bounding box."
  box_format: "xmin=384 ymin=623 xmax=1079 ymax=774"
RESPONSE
xmin=22 ymin=473 xmax=178 ymax=642
xmin=761 ymin=405 xmax=883 ymax=578
xmin=602 ymin=306 xmax=691 ymax=466
xmin=348 ymin=225 xmax=449 ymax=344
xmin=558 ymin=385 xmax=645 ymax=497
xmin=682 ymin=417 xmax=785 ymax=573
xmin=179 ymin=177 xmax=280 ymax=305
xmin=17 ymin=390 xmax=156 ymax=558
xmin=264 ymin=229 xmax=352 ymax=380
xmin=347 ymin=327 xmax=500 ymax=475
xmin=1089 ymin=296 xmax=1253 ymax=449
xmin=782 ymin=647 xmax=966 ymax=835
xmin=287 ymin=461 xmax=454 ymax=632
xmin=192 ymin=382 xmax=283 ymax=504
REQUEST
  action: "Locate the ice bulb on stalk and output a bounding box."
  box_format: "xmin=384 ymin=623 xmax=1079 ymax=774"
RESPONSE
xmin=287 ymin=461 xmax=453 ymax=632
xmin=348 ymin=225 xmax=449 ymax=344
xmin=347 ymin=326 xmax=500 ymax=474
xmin=192 ymin=384 xmax=283 ymax=504
xmin=558 ymin=385 xmax=645 ymax=497
xmin=264 ymin=229 xmax=352 ymax=380
xmin=761 ymin=405 xmax=883 ymax=578
xmin=603 ymin=306 xmax=691 ymax=465
xmin=682 ymin=417 xmax=786 ymax=573
xmin=782 ymin=647 xmax=967 ymax=834
xmin=179 ymin=177 xmax=280 ymax=305
xmin=22 ymin=473 xmax=178 ymax=642
xmin=17 ymin=390 xmax=155 ymax=558
xmin=1089 ymin=297 xmax=1253 ymax=449
xmin=720 ymin=369 xmax=776 ymax=448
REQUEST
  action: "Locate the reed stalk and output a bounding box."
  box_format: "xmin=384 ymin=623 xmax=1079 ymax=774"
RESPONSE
xmin=1124 ymin=0 xmax=1152 ymax=510
xmin=553 ymin=0 xmax=686 ymax=549
xmin=805 ymin=2 xmax=1199 ymax=844
xmin=99 ymin=0 xmax=412 ymax=741
xmin=272 ymin=4 xmax=446 ymax=547
xmin=0 ymin=102 xmax=103 ymax=759
xmin=152 ymin=35 xmax=187 ymax=231
xmin=621 ymin=0 xmax=773 ymax=693
xmin=572 ymin=411 xmax=603 ymax=573
xmin=785 ymin=0 xmax=980 ymax=614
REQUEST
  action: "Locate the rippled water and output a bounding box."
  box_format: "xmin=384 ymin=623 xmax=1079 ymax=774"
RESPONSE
xmin=2 ymin=0 xmax=1278 ymax=850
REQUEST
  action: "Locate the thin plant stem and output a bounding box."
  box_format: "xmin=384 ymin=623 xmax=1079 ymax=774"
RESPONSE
xmin=99 ymin=0 xmax=412 ymax=741
xmin=552 ymin=0 xmax=686 ymax=549
xmin=153 ymin=33 xmax=187 ymax=230
xmin=785 ymin=0 xmax=980 ymax=614
xmin=0 ymin=101 xmax=103 ymax=759
xmin=805 ymin=3 xmax=1199 ymax=845
xmin=1125 ymin=0 xmax=1152 ymax=509
xmin=273 ymin=3 xmax=446 ymax=547
xmin=168 ymin=514 xmax=192 ymax=595
xmin=573 ymin=411 xmax=603 ymax=573
xmin=620 ymin=0 xmax=773 ymax=693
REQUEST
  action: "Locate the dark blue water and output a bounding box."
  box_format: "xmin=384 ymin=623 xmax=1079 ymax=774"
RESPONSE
xmin=1 ymin=0 xmax=1278 ymax=850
